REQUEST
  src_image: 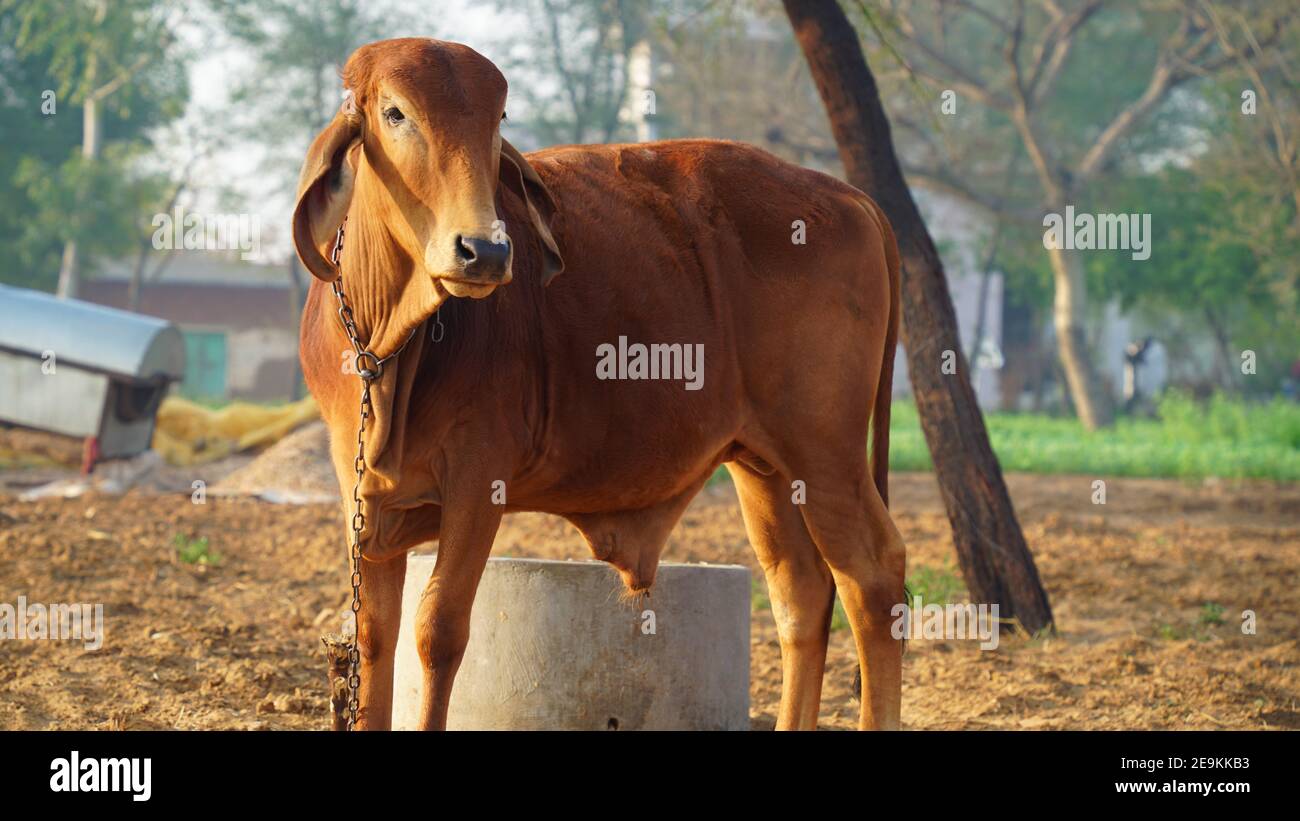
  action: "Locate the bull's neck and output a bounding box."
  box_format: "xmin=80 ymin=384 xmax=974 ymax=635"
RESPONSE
xmin=328 ymin=211 xmax=435 ymax=361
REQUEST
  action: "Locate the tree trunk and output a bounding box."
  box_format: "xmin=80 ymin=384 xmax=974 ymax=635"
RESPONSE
xmin=1203 ymin=306 xmax=1237 ymax=392
xmin=1045 ymin=243 xmax=1115 ymax=428
xmin=57 ymin=54 xmax=102 ymax=299
xmin=56 ymin=241 xmax=80 ymax=300
xmin=127 ymin=240 xmax=149 ymax=311
xmin=783 ymin=0 xmax=1053 ymax=633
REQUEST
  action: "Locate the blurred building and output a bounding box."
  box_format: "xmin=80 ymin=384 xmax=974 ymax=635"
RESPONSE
xmin=80 ymin=251 xmax=303 ymax=402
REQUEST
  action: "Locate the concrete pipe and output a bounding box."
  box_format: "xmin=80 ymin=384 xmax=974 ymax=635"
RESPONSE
xmin=391 ymin=555 xmax=751 ymax=730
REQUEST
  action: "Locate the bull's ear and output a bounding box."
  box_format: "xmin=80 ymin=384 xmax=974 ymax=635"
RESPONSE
xmin=499 ymin=138 xmax=564 ymax=285
xmin=293 ymin=97 xmax=363 ymax=281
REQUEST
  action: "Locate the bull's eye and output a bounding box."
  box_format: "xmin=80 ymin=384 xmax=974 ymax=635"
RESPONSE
xmin=384 ymin=106 xmax=405 ymax=126
xmin=501 ymin=111 xmax=507 ymax=121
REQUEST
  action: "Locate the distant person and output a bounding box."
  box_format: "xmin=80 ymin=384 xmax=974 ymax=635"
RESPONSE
xmin=1123 ymin=336 xmax=1166 ymax=414
xmin=1283 ymin=359 xmax=1300 ymax=401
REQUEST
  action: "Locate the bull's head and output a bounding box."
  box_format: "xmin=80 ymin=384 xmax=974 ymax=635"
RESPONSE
xmin=293 ymin=38 xmax=563 ymax=354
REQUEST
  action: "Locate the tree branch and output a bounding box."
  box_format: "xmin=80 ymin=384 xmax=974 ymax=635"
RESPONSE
xmin=902 ymin=162 xmax=1043 ymax=222
xmin=1026 ymin=0 xmax=1105 ymax=107
xmin=879 ymin=4 xmax=1013 ymax=112
xmin=1073 ymin=36 xmax=1185 ymax=182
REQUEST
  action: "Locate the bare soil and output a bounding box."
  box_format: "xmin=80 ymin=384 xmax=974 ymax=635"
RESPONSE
xmin=0 ymin=472 xmax=1296 ymax=730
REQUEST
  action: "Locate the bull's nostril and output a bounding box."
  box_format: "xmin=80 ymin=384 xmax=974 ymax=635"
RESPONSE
xmin=454 ymin=234 xmax=477 ymax=263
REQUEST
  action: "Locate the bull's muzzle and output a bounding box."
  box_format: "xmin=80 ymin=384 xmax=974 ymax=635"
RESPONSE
xmin=454 ymin=233 xmax=512 ymax=282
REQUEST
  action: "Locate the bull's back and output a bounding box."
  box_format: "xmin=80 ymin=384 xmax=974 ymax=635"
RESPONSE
xmin=532 ymin=139 xmax=891 ymax=354
xmin=531 ymin=139 xmax=878 ymax=284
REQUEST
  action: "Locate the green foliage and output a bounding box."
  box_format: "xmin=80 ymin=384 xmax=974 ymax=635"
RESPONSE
xmin=888 ymin=395 xmax=1300 ymax=481
xmin=13 ymin=147 xmax=171 ymax=273
xmin=1158 ymin=601 xmax=1231 ymax=642
xmin=1084 ymin=171 xmax=1254 ymax=311
xmin=753 ymin=572 xmax=964 ymax=633
xmin=173 ymin=534 xmax=220 ymax=566
xmin=1082 ymin=164 xmax=1297 ymax=394
xmin=5 ymin=0 xmax=187 ymax=111
xmin=0 ymin=0 xmax=189 ymax=289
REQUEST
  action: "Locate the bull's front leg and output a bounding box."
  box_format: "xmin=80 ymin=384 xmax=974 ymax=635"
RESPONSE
xmin=354 ymin=552 xmax=406 ymax=730
xmin=414 ymin=476 xmax=504 ymax=730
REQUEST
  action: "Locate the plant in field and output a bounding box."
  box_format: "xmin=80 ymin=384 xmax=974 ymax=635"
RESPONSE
xmin=831 ymin=598 xmax=849 ymax=632
xmin=907 ymin=565 xmax=966 ymax=607
xmin=1199 ymin=602 xmax=1227 ymax=628
xmin=173 ymin=533 xmax=220 ymax=566
xmin=750 ymin=577 xmax=770 ymax=614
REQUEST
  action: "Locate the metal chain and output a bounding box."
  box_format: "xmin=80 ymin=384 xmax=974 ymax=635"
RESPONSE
xmin=326 ymin=218 xmax=417 ymax=731
xmin=330 ymin=221 xmax=368 ymax=732
xmin=344 ymin=371 xmax=370 ymax=730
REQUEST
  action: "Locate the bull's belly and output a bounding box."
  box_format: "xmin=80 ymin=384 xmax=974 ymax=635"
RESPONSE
xmin=516 ymin=413 xmax=737 ymax=514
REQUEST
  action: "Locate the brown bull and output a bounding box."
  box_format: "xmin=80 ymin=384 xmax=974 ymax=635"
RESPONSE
xmin=295 ymin=38 xmax=905 ymax=730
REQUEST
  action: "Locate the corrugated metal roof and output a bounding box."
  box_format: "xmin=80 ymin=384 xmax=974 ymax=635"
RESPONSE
xmin=0 ymin=284 xmax=185 ymax=380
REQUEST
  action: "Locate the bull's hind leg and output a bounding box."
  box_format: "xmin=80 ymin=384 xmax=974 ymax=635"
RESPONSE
xmin=727 ymin=462 xmax=835 ymax=730
xmin=794 ymin=467 xmax=905 ymax=730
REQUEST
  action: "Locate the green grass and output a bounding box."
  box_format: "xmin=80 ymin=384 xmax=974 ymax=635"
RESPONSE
xmin=753 ymin=564 xmax=967 ymax=632
xmin=887 ymin=392 xmax=1300 ymax=481
xmin=905 ymin=563 xmax=966 ymax=605
xmin=750 ymin=577 xmax=770 ymax=613
xmin=711 ymin=394 xmax=1297 ymax=482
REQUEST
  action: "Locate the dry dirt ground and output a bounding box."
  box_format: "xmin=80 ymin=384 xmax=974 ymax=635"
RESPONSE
xmin=0 ymin=469 xmax=1296 ymax=730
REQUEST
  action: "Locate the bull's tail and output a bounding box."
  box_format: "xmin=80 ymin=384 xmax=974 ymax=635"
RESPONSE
xmin=868 ymin=198 xmax=901 ymax=509
xmin=853 ymin=198 xmax=905 ymax=704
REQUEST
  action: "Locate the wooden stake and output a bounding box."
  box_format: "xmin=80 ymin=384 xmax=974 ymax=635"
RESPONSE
xmin=321 ymin=634 xmax=351 ymax=732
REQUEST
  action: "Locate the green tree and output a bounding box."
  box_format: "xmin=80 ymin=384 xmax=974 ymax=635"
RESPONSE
xmin=859 ymin=0 xmax=1294 ymax=428
xmin=2 ymin=0 xmax=190 ymax=296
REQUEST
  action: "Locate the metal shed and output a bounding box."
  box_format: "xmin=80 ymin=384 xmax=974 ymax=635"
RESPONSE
xmin=0 ymin=283 xmax=185 ymax=460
